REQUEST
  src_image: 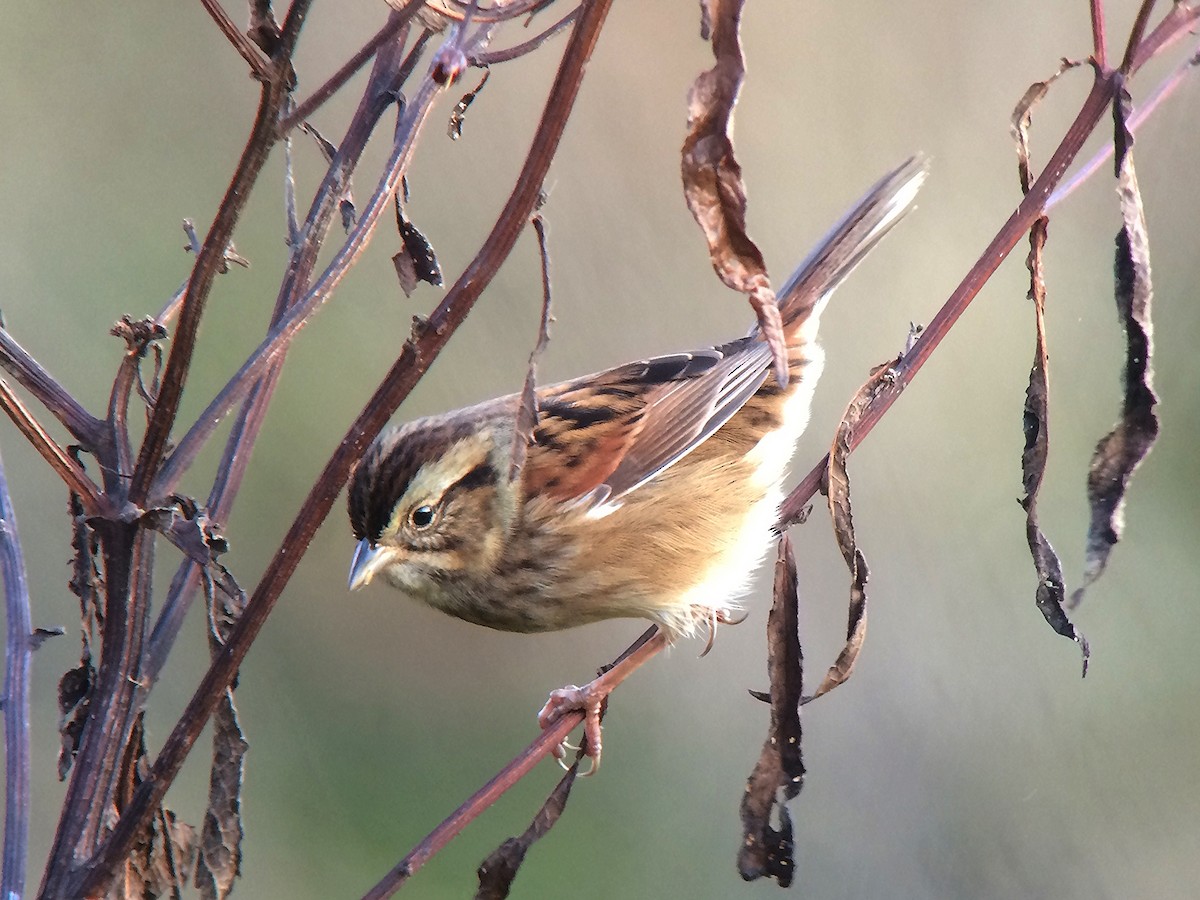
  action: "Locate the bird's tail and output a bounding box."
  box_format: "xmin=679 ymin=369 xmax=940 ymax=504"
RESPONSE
xmin=777 ymin=154 xmax=928 ymax=334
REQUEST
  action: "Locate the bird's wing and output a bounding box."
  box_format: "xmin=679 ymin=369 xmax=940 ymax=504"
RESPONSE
xmin=524 ymin=337 xmax=770 ymax=507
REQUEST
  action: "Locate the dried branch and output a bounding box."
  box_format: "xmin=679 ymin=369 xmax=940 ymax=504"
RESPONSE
xmin=0 ymin=381 xmax=103 ymax=515
xmin=1121 ymin=0 xmax=1160 ymax=72
xmin=0 ymin=328 xmax=104 ymax=449
xmin=364 ymin=626 xmax=664 ymax=899
xmin=0 ymin=450 xmax=33 ymax=899
xmin=277 ymin=1 xmax=425 ymax=135
xmin=1127 ymin=0 xmax=1199 ymax=71
xmin=1049 ymin=39 xmax=1200 ymax=209
xmin=471 ymin=5 xmax=579 ymax=65
xmin=474 ymin=762 xmax=579 ymax=899
xmin=199 ymin=0 xmax=272 ymax=80
xmin=127 ymin=7 xmax=305 ymax=506
xmin=144 ymin=7 xmax=428 ymax=691
xmin=1090 ymin=0 xmax=1107 ymax=67
xmin=153 ymin=42 xmax=445 ymax=497
xmin=73 ymin=3 xmax=615 ymax=894
xmin=777 ymin=4 xmax=1200 ymax=530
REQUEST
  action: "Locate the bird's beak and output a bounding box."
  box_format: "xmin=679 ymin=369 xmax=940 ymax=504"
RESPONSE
xmin=348 ymin=538 xmax=389 ymax=591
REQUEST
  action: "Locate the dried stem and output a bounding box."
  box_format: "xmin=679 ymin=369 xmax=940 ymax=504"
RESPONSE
xmin=144 ymin=8 xmax=429 ymax=690
xmin=363 ymin=626 xmax=665 ymax=898
xmin=1122 ymin=0 xmax=1159 ymax=71
xmin=0 ymin=329 xmax=104 ymax=449
xmin=127 ymin=4 xmax=308 ymax=506
xmin=0 ymin=450 xmax=32 ymax=899
xmin=1127 ymin=0 xmax=1198 ymax=71
xmin=153 ymin=38 xmax=444 ymax=497
xmin=72 ymin=2 xmax=614 ymax=894
xmin=1049 ymin=39 xmax=1200 ymax=208
xmin=779 ymin=4 xmax=1200 ymax=528
xmin=277 ymin=1 xmax=424 ymax=135
xmin=1091 ymin=0 xmax=1107 ymax=66
xmin=199 ymin=0 xmax=272 ymax=79
xmin=472 ymin=5 xmax=580 ymax=65
xmin=0 ymin=381 xmax=103 ymax=515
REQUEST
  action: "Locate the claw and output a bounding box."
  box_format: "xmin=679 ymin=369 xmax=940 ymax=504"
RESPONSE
xmin=535 ymin=627 xmax=672 ymax=775
xmin=699 ymin=606 xmax=748 ymax=657
xmin=538 ymin=683 xmax=607 ymax=772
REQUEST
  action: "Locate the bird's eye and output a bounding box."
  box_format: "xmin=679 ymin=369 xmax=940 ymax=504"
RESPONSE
xmin=409 ymin=504 xmax=436 ymax=530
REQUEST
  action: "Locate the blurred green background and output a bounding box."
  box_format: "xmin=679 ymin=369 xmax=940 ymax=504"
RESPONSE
xmin=2 ymin=2 xmax=1199 ymax=897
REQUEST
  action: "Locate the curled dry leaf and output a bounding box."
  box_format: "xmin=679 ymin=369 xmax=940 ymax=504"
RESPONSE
xmin=195 ymin=567 xmax=250 ymax=900
xmin=1011 ymin=58 xmax=1081 ymax=194
xmin=1013 ymin=63 xmax=1088 ymax=669
xmin=509 ymin=214 xmax=554 ymax=482
xmin=1071 ymin=82 xmax=1158 ymax=608
xmin=681 ymin=0 xmax=788 ymax=386
xmin=806 ymin=359 xmax=896 ymax=701
xmin=738 ymin=534 xmax=804 ymax=886
xmin=1020 ymin=213 xmax=1089 ymax=669
xmin=448 ymin=66 xmax=491 ymax=140
xmin=59 ymin=487 xmax=100 ymax=779
xmin=392 ymin=170 xmax=443 ymax=297
xmin=475 ymin=763 xmax=579 ymax=900
xmin=120 ymin=714 xmax=199 ymax=899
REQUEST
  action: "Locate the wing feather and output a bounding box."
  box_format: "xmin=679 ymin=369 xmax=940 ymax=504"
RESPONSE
xmin=523 ymin=339 xmax=770 ymax=506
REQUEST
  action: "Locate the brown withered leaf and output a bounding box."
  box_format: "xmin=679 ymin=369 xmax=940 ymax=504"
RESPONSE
xmin=509 ymin=213 xmax=553 ymax=483
xmin=738 ymin=534 xmax=804 ymax=886
xmin=1012 ymin=65 xmax=1089 ymax=670
xmin=448 ymin=66 xmax=490 ymax=140
xmin=681 ymin=0 xmax=787 ymax=387
xmin=1019 ymin=214 xmax=1090 ymax=670
xmin=113 ymin=714 xmax=198 ymax=899
xmin=475 ymin=763 xmax=579 ymax=899
xmin=1070 ymin=83 xmax=1158 ymax=609
xmin=194 ymin=571 xmax=249 ymax=899
xmin=392 ymin=189 xmax=442 ymax=298
xmin=806 ymin=360 xmax=897 ymax=701
xmin=1011 ymin=58 xmax=1081 ymax=194
xmin=60 ymin=484 xmax=100 ymax=779
xmin=56 ymin=659 xmax=92 ymax=781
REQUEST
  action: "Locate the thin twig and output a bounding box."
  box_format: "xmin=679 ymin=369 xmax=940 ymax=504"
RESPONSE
xmin=1122 ymin=0 xmax=1160 ymax=71
xmin=0 ymin=328 xmax=105 ymax=449
xmin=74 ymin=3 xmax=614 ymax=894
xmin=364 ymin=627 xmax=668 ymax=899
xmin=0 ymin=450 xmax=33 ymax=899
xmin=127 ymin=41 xmax=295 ymax=506
xmin=1091 ymin=0 xmax=1107 ymax=67
xmin=1048 ymin=39 xmax=1200 ymax=209
xmin=779 ymin=8 xmax=1200 ymax=529
xmin=153 ymin=50 xmax=441 ymax=497
xmin=144 ymin=17 xmax=426 ymax=684
xmin=362 ymin=713 xmax=583 ymax=900
xmin=277 ymin=0 xmax=425 ymax=135
xmin=1127 ymin=0 xmax=1199 ymax=72
xmin=199 ymin=0 xmax=272 ymax=80
xmin=0 ymin=381 xmax=104 ymax=515
xmin=471 ymin=5 xmax=580 ymax=65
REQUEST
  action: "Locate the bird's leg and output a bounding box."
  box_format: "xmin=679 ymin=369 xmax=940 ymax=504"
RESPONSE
xmin=537 ymin=627 xmax=670 ymax=774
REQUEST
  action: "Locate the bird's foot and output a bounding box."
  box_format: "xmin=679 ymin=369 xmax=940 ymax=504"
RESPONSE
xmin=538 ymin=682 xmax=607 ymax=775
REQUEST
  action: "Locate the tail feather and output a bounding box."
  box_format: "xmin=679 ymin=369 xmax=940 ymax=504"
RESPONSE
xmin=777 ymin=154 xmax=928 ymax=329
